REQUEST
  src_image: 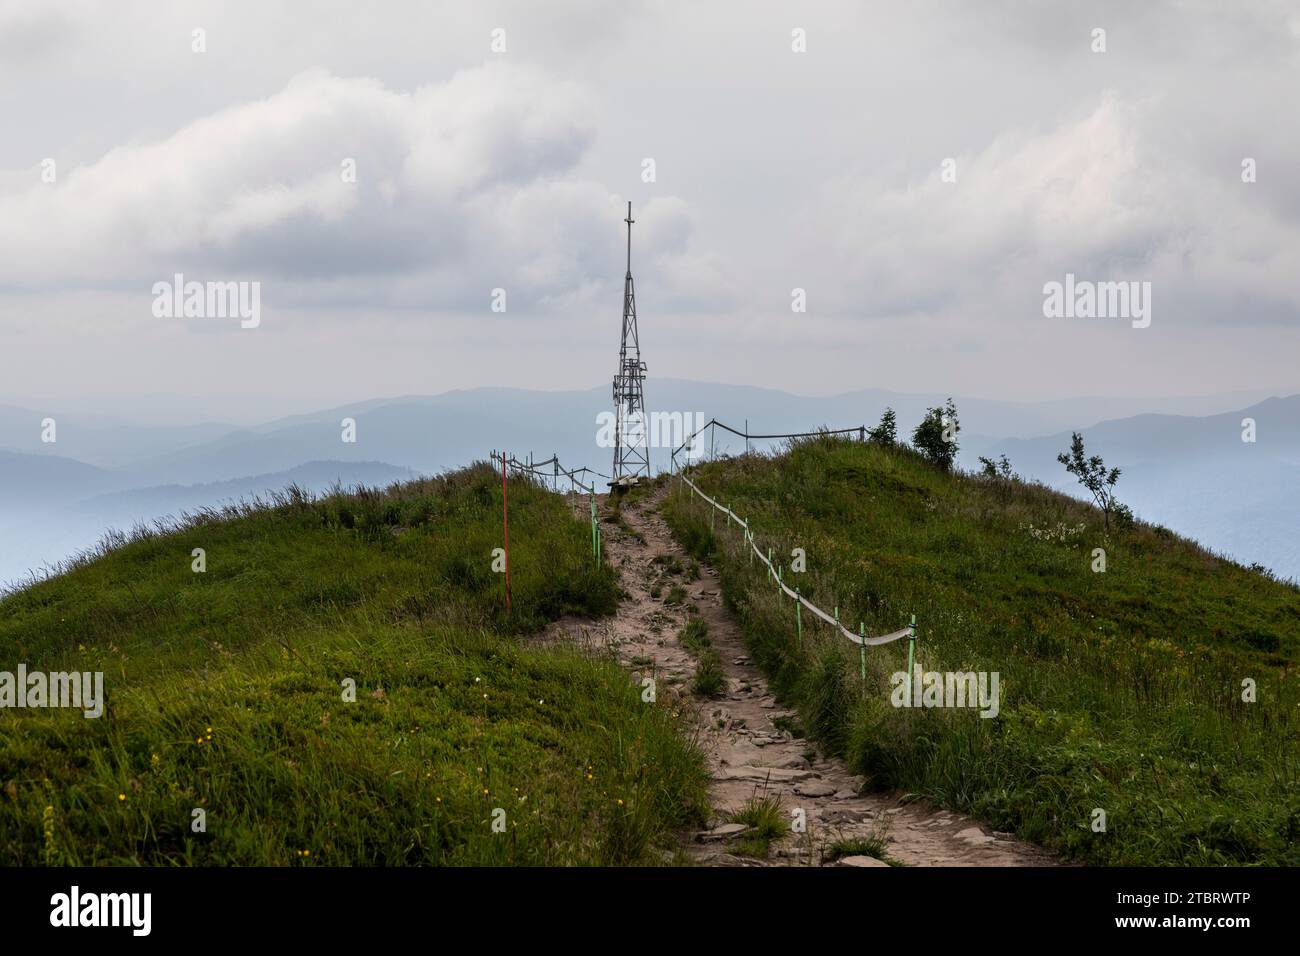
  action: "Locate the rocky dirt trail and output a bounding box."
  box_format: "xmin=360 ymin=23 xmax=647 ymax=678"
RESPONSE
xmin=548 ymin=483 xmax=1055 ymax=867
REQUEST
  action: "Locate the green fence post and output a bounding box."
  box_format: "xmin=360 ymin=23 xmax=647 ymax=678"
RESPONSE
xmin=590 ymin=495 xmax=597 ymax=560
xmin=795 ymin=588 xmax=802 ymax=650
xmin=906 ymin=613 xmax=917 ymax=698
xmin=859 ymin=623 xmax=867 ymax=682
xmin=597 ymin=526 xmax=602 ymax=564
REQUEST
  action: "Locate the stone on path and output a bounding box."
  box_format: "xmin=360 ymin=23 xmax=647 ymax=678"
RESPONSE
xmin=955 ymin=826 xmax=996 ymax=846
xmin=718 ymin=765 xmax=814 ymax=783
xmin=793 ymin=779 xmax=837 ymax=797
xmin=697 ymin=823 xmax=748 ymax=842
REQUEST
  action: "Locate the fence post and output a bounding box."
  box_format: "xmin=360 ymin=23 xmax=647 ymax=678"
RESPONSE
xmin=590 ymin=494 xmax=597 ymax=561
xmin=767 ymin=548 xmax=773 ymax=580
xmin=795 ymin=588 xmax=802 ymax=650
xmin=859 ymin=623 xmax=866 ymax=682
xmin=906 ymin=613 xmax=917 ymax=699
xmin=502 ymin=451 xmax=511 ymax=614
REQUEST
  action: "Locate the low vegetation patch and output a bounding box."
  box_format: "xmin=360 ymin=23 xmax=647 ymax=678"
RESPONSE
xmin=678 ymin=618 xmax=711 ymax=653
xmin=691 ymin=649 xmax=726 ymax=698
xmin=730 ymin=792 xmax=787 ymax=858
xmin=664 ymin=585 xmax=688 ymax=606
xmin=825 ymin=834 xmax=897 ymax=866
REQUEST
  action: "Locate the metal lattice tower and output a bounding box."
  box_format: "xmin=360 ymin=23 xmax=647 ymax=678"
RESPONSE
xmin=611 ymin=201 xmax=649 ymax=484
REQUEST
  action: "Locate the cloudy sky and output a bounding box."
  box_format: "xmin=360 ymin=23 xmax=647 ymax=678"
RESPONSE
xmin=2 ymin=0 xmax=1297 ymax=424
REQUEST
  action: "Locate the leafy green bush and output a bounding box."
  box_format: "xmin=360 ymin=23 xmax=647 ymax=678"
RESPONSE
xmin=911 ymin=398 xmax=960 ymax=471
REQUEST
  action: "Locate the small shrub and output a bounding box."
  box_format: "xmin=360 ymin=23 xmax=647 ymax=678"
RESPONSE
xmin=868 ymin=407 xmax=897 ymax=446
xmin=911 ymin=398 xmax=960 ymax=471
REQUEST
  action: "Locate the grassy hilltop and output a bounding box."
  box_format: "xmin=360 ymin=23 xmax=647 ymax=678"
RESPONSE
xmin=0 ymin=464 xmax=708 ymax=866
xmin=663 ymin=435 xmax=1300 ymax=866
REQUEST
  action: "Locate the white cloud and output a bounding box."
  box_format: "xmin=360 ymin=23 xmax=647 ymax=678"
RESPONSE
xmin=1 ymin=0 xmax=1296 ymax=406
xmin=0 ymin=62 xmax=728 ymax=312
xmin=804 ymin=94 xmax=1300 ymax=326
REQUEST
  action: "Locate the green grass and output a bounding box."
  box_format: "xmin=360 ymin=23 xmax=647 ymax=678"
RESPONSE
xmin=772 ymin=714 xmax=805 ymax=739
xmin=664 ymin=436 xmax=1300 ymax=866
xmin=691 ymin=650 xmax=725 ymax=697
xmin=651 ymin=553 xmax=685 ymax=577
xmin=1 ymin=464 xmax=709 ymax=865
xmin=678 ymin=618 xmax=711 ymax=653
xmin=825 ymin=834 xmax=898 ymax=865
xmin=730 ymin=792 xmax=787 ymax=857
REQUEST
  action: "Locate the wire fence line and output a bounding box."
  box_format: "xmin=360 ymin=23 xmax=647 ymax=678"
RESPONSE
xmin=669 ymin=417 xmax=916 ymax=676
xmin=670 ymin=417 xmax=869 ymax=460
xmin=489 ymin=450 xmax=611 ymax=495
xmin=489 ymin=450 xmax=606 ymax=563
xmin=674 ymin=470 xmax=912 ymax=647
xmin=490 ymin=415 xmax=915 ymax=673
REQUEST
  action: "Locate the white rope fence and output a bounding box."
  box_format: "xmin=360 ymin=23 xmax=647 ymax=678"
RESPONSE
xmin=670 ymin=417 xmax=917 ymax=678
xmin=676 ymin=470 xmax=912 ymax=647
xmin=489 ymin=419 xmax=917 ymax=677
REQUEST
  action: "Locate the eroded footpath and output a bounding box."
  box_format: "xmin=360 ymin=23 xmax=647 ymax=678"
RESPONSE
xmin=547 ymin=484 xmax=1056 ymax=867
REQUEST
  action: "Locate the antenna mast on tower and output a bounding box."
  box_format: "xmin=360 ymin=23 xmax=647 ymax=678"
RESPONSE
xmin=611 ymin=201 xmax=649 ymax=485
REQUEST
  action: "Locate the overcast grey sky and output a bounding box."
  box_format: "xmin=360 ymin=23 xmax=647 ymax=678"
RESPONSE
xmin=1 ymin=0 xmax=1297 ymax=424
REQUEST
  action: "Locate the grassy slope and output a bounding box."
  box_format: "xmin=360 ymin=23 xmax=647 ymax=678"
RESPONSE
xmin=663 ymin=437 xmax=1300 ymax=865
xmin=1 ymin=465 xmax=708 ymax=865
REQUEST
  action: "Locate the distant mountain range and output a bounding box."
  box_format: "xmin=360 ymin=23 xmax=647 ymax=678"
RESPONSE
xmin=0 ymin=381 xmax=1295 ymax=587
xmin=0 ymin=460 xmax=413 ymax=587
xmin=980 ymin=395 xmax=1300 ymax=584
xmin=0 ymin=383 xmax=1280 ymax=479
